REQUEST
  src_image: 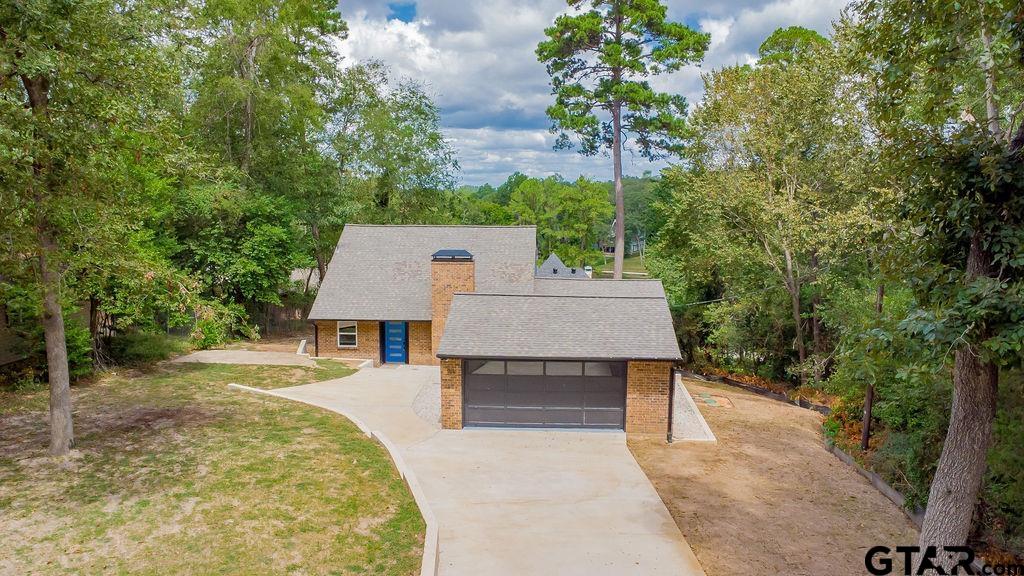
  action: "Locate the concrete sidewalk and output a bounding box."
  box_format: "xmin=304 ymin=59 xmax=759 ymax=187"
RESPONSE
xmin=270 ymin=365 xmax=705 ymax=576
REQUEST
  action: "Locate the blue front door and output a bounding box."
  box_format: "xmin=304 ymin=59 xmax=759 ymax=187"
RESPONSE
xmin=384 ymin=322 xmax=408 ymax=364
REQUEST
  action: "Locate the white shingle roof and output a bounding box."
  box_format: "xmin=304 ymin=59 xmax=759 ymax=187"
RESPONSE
xmin=437 ymin=291 xmax=682 ymax=361
xmin=533 ymin=278 xmax=666 ymax=298
xmin=534 ymin=253 xmax=588 ymax=279
xmin=308 ymin=225 xmax=537 ymax=321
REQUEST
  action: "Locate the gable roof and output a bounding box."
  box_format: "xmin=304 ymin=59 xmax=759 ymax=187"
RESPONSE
xmin=437 ymin=291 xmax=681 ymax=361
xmin=308 ymin=225 xmax=537 ymax=321
xmin=534 ymin=253 xmax=589 ymax=279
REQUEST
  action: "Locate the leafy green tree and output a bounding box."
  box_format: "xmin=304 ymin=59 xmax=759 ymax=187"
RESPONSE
xmin=509 ymin=176 xmax=613 ymax=265
xmin=555 ymin=177 xmax=614 ymax=266
xmin=536 ymin=0 xmax=708 ymax=279
xmin=492 ymin=172 xmax=529 ymax=205
xmin=655 ymin=33 xmax=866 ymax=382
xmin=187 ymin=0 xmax=346 ymax=176
xmin=758 ymin=26 xmax=829 ymax=64
xmin=168 ymin=184 xmax=302 ymax=306
xmin=510 ymin=177 xmax=562 ymax=256
xmin=185 ymin=0 xmax=347 ymax=281
xmin=0 ymin=0 xmax=177 ymax=455
xmin=342 ymin=76 xmax=458 ymax=223
xmin=843 ymin=0 xmax=1024 ymax=561
xmin=453 ymin=191 xmax=515 ymax=225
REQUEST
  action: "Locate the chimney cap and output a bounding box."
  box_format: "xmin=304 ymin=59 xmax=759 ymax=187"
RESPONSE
xmin=432 ymin=249 xmax=473 ymax=261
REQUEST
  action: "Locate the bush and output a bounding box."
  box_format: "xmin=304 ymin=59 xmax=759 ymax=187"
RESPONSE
xmin=63 ymin=321 xmax=94 ymax=380
xmin=981 ymin=369 xmax=1024 ymax=554
xmin=108 ymin=332 xmax=190 ymax=365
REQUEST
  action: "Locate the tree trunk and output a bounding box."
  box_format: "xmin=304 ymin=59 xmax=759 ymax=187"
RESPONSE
xmin=861 ymin=282 xmax=885 ymax=451
xmin=22 ymin=73 xmax=74 ymax=456
xmin=611 ymin=101 xmax=625 ymax=280
xmin=917 ymin=234 xmax=998 ymax=571
xmin=810 ymin=252 xmax=824 ymax=382
xmin=88 ymin=293 xmax=107 ymax=370
xmin=784 ymin=246 xmax=806 ymax=381
xmin=239 ymin=36 xmax=262 ymax=174
xmin=38 ymin=226 xmax=74 ymax=456
xmin=310 ymin=220 xmax=327 ymax=285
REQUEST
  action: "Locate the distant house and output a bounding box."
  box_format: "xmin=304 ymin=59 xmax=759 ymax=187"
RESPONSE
xmin=307 ymin=224 xmax=681 ymax=437
xmin=289 ymin=268 xmax=321 ymax=291
xmin=534 ymin=253 xmax=590 ymax=279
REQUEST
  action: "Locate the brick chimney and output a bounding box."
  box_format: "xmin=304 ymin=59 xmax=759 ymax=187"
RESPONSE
xmin=431 ymin=249 xmax=475 ymax=359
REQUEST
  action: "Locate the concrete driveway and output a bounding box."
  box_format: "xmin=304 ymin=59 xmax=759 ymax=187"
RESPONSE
xmin=271 ymin=365 xmax=705 ymax=576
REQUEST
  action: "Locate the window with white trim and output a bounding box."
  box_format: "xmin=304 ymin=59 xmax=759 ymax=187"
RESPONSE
xmin=337 ymin=321 xmax=357 ymax=348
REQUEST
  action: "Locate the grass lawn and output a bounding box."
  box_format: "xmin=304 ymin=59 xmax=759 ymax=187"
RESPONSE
xmin=0 ymin=361 xmax=423 ymax=575
xmin=241 ymin=358 xmax=357 ymax=390
xmin=595 ymin=254 xmax=648 ymax=276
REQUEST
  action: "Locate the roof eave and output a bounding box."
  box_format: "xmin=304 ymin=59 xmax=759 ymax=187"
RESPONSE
xmin=435 ymin=353 xmax=682 ymax=362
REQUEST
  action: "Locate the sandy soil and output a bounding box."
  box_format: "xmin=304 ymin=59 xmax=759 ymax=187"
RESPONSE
xmin=630 ymin=378 xmax=919 ymax=576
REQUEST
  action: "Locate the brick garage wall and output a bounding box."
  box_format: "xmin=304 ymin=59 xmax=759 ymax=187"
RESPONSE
xmin=625 ymin=360 xmax=672 ymax=435
xmin=408 ymin=321 xmax=435 ymax=365
xmin=431 ymin=260 xmax=475 ymax=357
xmin=314 ymin=320 xmax=380 ymax=365
xmin=440 ymin=358 xmax=463 ymax=429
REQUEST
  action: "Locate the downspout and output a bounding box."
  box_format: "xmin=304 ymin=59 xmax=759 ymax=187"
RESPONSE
xmin=667 ymin=365 xmax=676 ymax=443
xmin=313 ymin=322 xmax=319 ymax=358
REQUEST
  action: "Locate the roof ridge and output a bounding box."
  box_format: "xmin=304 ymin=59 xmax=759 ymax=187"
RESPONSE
xmin=453 ymin=292 xmax=665 ymax=300
xmin=534 ymin=277 xmax=664 ymax=282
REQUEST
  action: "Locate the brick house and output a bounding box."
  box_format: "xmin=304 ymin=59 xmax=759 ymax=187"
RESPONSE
xmin=308 ymin=224 xmax=681 ymax=438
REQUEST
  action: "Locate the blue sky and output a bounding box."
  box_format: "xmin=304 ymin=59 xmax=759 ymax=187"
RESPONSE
xmin=337 ymin=0 xmax=850 ymax=186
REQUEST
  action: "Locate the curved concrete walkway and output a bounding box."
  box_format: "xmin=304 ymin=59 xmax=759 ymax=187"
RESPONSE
xmin=173 ymin=349 xmax=316 ymax=367
xmin=270 ymin=365 xmax=705 ymax=576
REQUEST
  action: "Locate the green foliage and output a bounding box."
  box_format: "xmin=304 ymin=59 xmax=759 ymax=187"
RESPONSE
xmin=16 ymin=317 xmax=94 ymax=383
xmin=758 ymin=26 xmax=829 ymax=64
xmin=169 ymin=185 xmax=301 ymax=306
xmin=507 ymin=176 xmax=613 ymax=266
xmin=536 ymin=0 xmax=709 ymax=158
xmin=650 ymin=29 xmax=872 ymax=382
xmin=191 ymin=301 xmax=255 ymax=350
xmin=108 ymin=333 xmax=190 ymax=366
xmin=984 ymin=370 xmax=1024 ymax=551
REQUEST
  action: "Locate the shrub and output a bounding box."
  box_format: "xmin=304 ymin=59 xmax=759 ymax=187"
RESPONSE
xmin=189 ymin=300 xmax=257 ymax=349
xmin=108 ymin=332 xmax=190 ymax=365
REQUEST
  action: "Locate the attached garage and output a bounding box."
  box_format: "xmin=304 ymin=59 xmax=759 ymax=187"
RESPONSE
xmin=437 ymin=288 xmax=683 ymax=435
xmin=462 ymin=359 xmax=626 ymax=428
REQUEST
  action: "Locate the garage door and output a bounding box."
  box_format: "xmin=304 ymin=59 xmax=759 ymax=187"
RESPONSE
xmin=462 ymin=359 xmax=626 ymax=428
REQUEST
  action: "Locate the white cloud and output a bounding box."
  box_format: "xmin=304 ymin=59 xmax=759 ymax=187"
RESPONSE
xmin=337 ymin=0 xmax=850 ymax=185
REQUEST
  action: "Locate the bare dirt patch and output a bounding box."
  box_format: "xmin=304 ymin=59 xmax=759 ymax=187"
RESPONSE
xmin=630 ymin=378 xmax=919 ymax=576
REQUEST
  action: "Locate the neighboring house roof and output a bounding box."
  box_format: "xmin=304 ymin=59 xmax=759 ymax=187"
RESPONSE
xmin=437 ymin=290 xmax=682 ymax=361
xmin=534 ymin=253 xmax=589 ymax=279
xmin=533 ymin=278 xmax=665 ymax=298
xmin=289 ymin=268 xmax=321 ymax=287
xmin=308 ymin=225 xmax=537 ymax=321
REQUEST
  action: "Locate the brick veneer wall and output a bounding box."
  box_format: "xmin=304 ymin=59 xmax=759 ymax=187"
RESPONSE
xmin=625 ymin=360 xmax=672 ymax=435
xmin=314 ymin=320 xmax=381 ymax=365
xmin=408 ymin=321 xmax=435 ymax=365
xmin=430 ymin=260 xmax=475 ymax=357
xmin=440 ymin=358 xmax=463 ymax=429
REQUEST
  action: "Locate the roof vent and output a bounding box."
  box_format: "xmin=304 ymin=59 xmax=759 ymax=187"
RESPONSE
xmin=432 ymin=249 xmax=473 ymax=261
